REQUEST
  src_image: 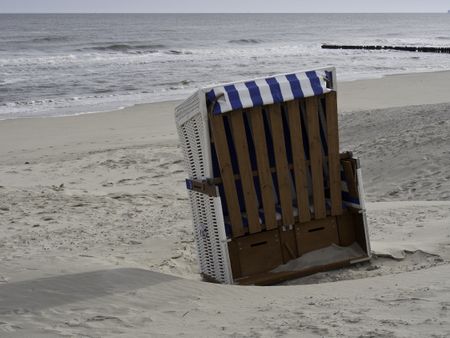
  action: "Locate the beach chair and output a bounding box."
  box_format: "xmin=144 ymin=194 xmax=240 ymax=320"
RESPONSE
xmin=175 ymin=67 xmax=371 ymax=285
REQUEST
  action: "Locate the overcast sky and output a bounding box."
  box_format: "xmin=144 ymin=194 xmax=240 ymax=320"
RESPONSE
xmin=0 ymin=0 xmax=448 ymax=13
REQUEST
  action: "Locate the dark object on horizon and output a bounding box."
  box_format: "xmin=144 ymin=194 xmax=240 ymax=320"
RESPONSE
xmin=322 ymin=44 xmax=450 ymax=54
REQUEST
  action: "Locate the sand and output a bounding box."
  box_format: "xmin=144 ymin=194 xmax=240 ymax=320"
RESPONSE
xmin=0 ymin=70 xmax=450 ymax=337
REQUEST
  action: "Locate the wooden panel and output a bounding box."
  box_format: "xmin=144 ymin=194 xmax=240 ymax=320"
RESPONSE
xmin=227 ymin=240 xmax=242 ymax=278
xmin=268 ymin=104 xmax=294 ymax=225
xmin=210 ymin=161 xmax=318 ymax=185
xmin=325 ymin=92 xmax=343 ymax=216
xmin=235 ymin=258 xmax=364 ymax=286
xmin=229 ymin=111 xmax=261 ymax=234
xmin=336 ymin=211 xmax=357 ymax=246
xmin=295 ymin=217 xmax=339 ymax=255
xmin=248 ymin=107 xmax=277 ymax=230
xmin=235 ymin=230 xmax=283 ymax=277
xmin=305 ymin=97 xmax=326 ymax=219
xmin=286 ymin=100 xmax=311 ymax=223
xmin=354 ymin=211 xmax=368 ymax=253
xmin=209 ymin=113 xmax=244 ymax=237
xmin=278 ymin=227 xmax=298 ymax=263
xmin=338 ymin=207 xmax=367 ymax=253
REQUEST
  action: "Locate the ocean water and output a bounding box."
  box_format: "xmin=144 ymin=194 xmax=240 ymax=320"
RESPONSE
xmin=1 ymin=13 xmax=450 ymax=119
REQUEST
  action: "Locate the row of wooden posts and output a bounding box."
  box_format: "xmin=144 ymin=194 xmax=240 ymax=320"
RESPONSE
xmin=322 ymin=44 xmax=450 ymax=54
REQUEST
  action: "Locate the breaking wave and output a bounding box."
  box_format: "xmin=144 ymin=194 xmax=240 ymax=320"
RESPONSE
xmin=31 ymin=36 xmax=71 ymax=43
xmin=84 ymin=43 xmax=167 ymax=54
xmin=228 ymin=39 xmax=263 ymax=44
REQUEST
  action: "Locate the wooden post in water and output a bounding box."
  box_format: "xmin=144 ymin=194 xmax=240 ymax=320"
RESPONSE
xmin=322 ymin=44 xmax=450 ymax=54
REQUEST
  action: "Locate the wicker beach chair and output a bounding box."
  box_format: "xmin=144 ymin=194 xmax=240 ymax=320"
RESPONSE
xmin=175 ymin=67 xmax=371 ymax=285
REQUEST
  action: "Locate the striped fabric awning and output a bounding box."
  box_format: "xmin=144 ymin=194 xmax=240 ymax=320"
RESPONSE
xmin=206 ymin=69 xmax=332 ymax=115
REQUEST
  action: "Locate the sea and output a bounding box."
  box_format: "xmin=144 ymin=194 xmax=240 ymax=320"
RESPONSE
xmin=1 ymin=13 xmax=450 ymax=119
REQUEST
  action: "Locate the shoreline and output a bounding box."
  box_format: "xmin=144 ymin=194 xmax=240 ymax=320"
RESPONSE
xmin=1 ymin=69 xmax=450 ymax=122
xmin=1 ymin=69 xmax=449 ymax=165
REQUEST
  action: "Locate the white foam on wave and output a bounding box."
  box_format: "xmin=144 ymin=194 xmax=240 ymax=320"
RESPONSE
xmin=2 ymin=14 xmax=450 ymax=120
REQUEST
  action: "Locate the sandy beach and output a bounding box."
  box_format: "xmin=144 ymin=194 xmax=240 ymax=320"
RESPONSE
xmin=1 ymin=70 xmax=450 ymax=337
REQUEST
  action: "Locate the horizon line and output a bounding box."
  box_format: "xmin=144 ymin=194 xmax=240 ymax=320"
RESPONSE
xmin=0 ymin=11 xmax=447 ymax=14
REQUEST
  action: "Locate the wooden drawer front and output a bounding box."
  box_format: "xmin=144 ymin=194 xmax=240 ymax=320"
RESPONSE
xmin=235 ymin=230 xmax=283 ymax=277
xmin=336 ymin=212 xmax=357 ymax=246
xmin=295 ymin=217 xmax=340 ymax=255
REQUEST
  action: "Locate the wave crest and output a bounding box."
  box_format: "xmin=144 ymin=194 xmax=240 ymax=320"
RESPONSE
xmin=31 ymin=36 xmax=71 ymax=43
xmin=85 ymin=43 xmax=166 ymax=54
xmin=228 ymin=39 xmax=263 ymax=45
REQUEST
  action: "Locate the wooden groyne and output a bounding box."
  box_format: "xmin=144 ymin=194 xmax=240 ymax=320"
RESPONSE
xmin=322 ymin=44 xmax=450 ymax=54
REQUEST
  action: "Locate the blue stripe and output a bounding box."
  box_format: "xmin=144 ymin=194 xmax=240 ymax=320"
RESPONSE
xmin=342 ymin=191 xmax=360 ymax=205
xmin=206 ymin=89 xmax=216 ymax=104
xmin=245 ymin=81 xmax=264 ymax=106
xmin=224 ymin=84 xmax=243 ymax=110
xmin=318 ymin=104 xmax=329 ymax=155
xmin=305 ymin=71 xmax=324 ymax=96
xmin=265 ymin=77 xmax=284 ymax=103
xmin=325 ymin=70 xmax=333 ymax=89
xmin=300 ymin=106 xmax=310 ymax=160
xmin=285 ymin=73 xmax=305 ymax=99
xmin=206 ymin=89 xmax=222 ymax=114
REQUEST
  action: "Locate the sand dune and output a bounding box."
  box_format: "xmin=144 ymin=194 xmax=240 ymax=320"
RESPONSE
xmin=0 ymin=71 xmax=450 ymax=337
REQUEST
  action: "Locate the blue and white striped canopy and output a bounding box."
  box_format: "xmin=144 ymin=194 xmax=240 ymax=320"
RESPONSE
xmin=206 ymin=69 xmax=332 ymax=115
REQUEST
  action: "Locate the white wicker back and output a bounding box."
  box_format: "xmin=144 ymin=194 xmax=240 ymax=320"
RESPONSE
xmin=175 ymin=92 xmax=233 ymax=284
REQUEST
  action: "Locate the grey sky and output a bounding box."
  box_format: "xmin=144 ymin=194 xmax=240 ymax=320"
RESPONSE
xmin=0 ymin=0 xmax=448 ymax=13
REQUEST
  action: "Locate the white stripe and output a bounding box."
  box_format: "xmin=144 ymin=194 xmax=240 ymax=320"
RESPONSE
xmin=253 ymin=78 xmax=274 ymax=106
xmin=275 ymin=75 xmax=295 ymax=101
xmin=317 ymin=70 xmax=333 ymax=94
xmin=233 ymin=82 xmax=253 ymax=109
xmin=296 ymin=72 xmax=315 ymax=97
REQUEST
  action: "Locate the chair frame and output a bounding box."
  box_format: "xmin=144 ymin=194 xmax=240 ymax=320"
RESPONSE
xmin=176 ymin=67 xmax=371 ymax=285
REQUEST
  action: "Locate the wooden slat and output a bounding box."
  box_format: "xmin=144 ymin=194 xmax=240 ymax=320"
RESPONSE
xmin=286 ymin=100 xmax=311 ymax=223
xmin=305 ymin=97 xmax=326 ymax=219
xmin=325 ymin=92 xmax=343 ymax=216
xmin=209 ymin=113 xmax=244 ymax=237
xmin=342 ymin=159 xmax=358 ymax=198
xmin=248 ymin=107 xmax=277 ymax=229
xmin=229 ymin=111 xmax=261 ymax=234
xmin=227 ymin=240 xmax=242 ymax=279
xmin=268 ymin=104 xmax=294 ymax=225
